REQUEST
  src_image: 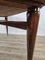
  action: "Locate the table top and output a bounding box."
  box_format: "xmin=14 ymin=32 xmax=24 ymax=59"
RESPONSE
xmin=0 ymin=0 xmax=45 ymax=16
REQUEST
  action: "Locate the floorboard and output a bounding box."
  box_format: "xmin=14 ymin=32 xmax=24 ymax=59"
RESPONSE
xmin=0 ymin=34 xmax=45 ymax=60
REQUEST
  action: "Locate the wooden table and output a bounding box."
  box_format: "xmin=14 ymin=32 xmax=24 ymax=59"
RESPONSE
xmin=0 ymin=0 xmax=45 ymax=60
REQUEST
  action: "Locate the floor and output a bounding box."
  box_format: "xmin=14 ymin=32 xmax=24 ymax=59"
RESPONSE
xmin=33 ymin=36 xmax=45 ymax=60
xmin=0 ymin=34 xmax=45 ymax=60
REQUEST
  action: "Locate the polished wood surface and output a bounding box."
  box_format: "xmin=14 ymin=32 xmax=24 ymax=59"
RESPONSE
xmin=27 ymin=7 xmax=39 ymax=60
xmin=0 ymin=0 xmax=44 ymax=16
xmin=0 ymin=21 xmax=27 ymax=30
xmin=0 ymin=0 xmax=44 ymax=60
xmin=5 ymin=17 xmax=8 ymax=35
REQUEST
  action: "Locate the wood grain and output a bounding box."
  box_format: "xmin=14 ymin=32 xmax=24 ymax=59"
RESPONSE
xmin=0 ymin=34 xmax=27 ymax=60
xmin=0 ymin=0 xmax=44 ymax=16
xmin=0 ymin=34 xmax=45 ymax=60
xmin=33 ymin=36 xmax=45 ymax=60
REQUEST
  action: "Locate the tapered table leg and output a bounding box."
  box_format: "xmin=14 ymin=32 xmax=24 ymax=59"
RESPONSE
xmin=5 ymin=16 xmax=8 ymax=35
xmin=27 ymin=6 xmax=40 ymax=60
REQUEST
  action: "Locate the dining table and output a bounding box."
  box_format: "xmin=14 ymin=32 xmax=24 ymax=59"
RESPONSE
xmin=0 ymin=0 xmax=45 ymax=60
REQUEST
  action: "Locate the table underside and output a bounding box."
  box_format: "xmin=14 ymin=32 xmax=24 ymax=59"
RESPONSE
xmin=0 ymin=0 xmax=45 ymax=16
xmin=0 ymin=1 xmax=43 ymax=60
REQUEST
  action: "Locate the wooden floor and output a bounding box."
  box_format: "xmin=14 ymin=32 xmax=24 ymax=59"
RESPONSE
xmin=0 ymin=34 xmax=45 ymax=60
xmin=33 ymin=36 xmax=45 ymax=60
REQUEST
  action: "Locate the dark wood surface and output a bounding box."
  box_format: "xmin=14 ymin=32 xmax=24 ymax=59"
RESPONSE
xmin=5 ymin=17 xmax=8 ymax=35
xmin=0 ymin=21 xmax=27 ymax=30
xmin=0 ymin=0 xmax=44 ymax=60
xmin=0 ymin=0 xmax=44 ymax=16
xmin=27 ymin=7 xmax=39 ymax=60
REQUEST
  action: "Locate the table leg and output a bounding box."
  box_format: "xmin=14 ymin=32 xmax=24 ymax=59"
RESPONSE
xmin=27 ymin=6 xmax=40 ymax=60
